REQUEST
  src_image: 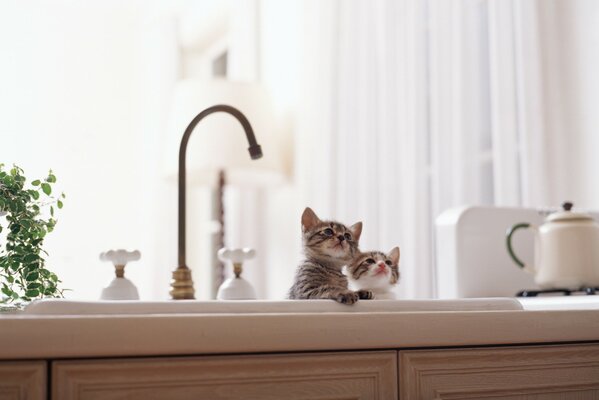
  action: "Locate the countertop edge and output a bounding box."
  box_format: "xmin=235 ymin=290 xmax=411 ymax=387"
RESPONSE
xmin=1 ymin=309 xmax=598 ymax=360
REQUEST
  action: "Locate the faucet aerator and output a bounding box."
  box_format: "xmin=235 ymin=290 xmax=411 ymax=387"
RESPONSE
xmin=249 ymin=145 xmax=263 ymax=160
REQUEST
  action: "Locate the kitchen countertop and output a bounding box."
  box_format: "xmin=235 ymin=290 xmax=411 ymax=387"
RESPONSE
xmin=1 ymin=301 xmax=598 ymax=360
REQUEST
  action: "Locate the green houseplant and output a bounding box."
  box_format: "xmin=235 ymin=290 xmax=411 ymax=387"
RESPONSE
xmin=0 ymin=164 xmax=65 ymax=307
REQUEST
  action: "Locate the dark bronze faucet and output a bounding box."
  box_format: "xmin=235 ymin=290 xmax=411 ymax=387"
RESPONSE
xmin=170 ymin=105 xmax=263 ymax=300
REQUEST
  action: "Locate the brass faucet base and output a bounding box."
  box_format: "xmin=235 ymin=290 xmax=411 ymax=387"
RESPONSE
xmin=170 ymin=266 xmax=195 ymax=300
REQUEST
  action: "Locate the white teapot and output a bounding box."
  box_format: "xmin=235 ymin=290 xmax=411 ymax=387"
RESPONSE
xmin=506 ymin=202 xmax=599 ymax=289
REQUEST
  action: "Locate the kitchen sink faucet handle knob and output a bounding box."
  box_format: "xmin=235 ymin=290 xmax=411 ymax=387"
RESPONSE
xmin=100 ymin=249 xmax=141 ymax=278
xmin=99 ymin=249 xmax=141 ymax=300
xmin=218 ymin=248 xmax=255 ymax=279
xmin=217 ymin=248 xmax=255 ymax=264
xmin=216 ymin=247 xmax=257 ymax=300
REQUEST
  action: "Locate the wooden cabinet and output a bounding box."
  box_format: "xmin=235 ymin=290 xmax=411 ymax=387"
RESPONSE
xmin=0 ymin=361 xmax=46 ymax=400
xmin=52 ymin=350 xmax=397 ymax=400
xmin=5 ymin=343 xmax=599 ymax=399
xmin=399 ymin=343 xmax=599 ymax=399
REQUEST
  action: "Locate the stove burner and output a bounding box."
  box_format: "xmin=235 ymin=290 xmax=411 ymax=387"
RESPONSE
xmin=516 ymin=287 xmax=599 ymax=297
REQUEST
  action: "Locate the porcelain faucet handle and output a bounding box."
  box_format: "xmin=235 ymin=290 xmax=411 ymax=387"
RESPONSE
xmin=100 ymin=249 xmax=141 ymax=266
xmin=217 ymin=248 xmax=256 ymax=264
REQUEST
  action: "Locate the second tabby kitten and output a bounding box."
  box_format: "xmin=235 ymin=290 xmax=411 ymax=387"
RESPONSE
xmin=288 ymin=207 xmax=372 ymax=304
xmin=346 ymin=248 xmax=400 ymax=299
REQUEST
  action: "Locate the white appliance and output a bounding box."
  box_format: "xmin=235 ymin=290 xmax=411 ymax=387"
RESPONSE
xmin=435 ymin=205 xmax=599 ymax=298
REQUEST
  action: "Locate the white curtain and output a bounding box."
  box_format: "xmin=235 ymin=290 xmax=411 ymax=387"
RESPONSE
xmin=520 ymin=0 xmax=599 ymax=208
xmin=299 ymin=0 xmax=432 ymax=298
xmin=297 ymin=0 xmax=552 ymax=297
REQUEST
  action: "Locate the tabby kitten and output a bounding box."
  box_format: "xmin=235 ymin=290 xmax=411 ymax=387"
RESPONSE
xmin=346 ymin=247 xmax=400 ymax=299
xmin=288 ymin=207 xmax=372 ymax=304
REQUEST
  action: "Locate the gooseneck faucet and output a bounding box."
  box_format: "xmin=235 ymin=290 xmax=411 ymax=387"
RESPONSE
xmin=170 ymin=105 xmax=263 ymax=300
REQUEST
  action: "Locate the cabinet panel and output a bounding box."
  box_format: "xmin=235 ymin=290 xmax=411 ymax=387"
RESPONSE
xmin=53 ymin=351 xmax=397 ymax=400
xmin=400 ymin=343 xmax=599 ymax=399
xmin=0 ymin=361 xmax=46 ymax=400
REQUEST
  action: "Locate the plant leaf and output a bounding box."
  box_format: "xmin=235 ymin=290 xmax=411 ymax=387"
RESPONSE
xmin=23 ymin=253 xmax=38 ymax=263
xmin=44 ymin=287 xmax=56 ymax=295
xmin=26 ymin=271 xmax=39 ymax=281
xmin=25 ymin=289 xmax=40 ymax=297
xmin=31 ymin=180 xmax=41 ymax=186
xmin=41 ymin=183 xmax=51 ymax=195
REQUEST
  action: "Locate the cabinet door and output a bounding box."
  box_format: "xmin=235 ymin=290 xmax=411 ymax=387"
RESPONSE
xmin=400 ymin=343 xmax=599 ymax=399
xmin=53 ymin=351 xmax=397 ymax=400
xmin=0 ymin=361 xmax=46 ymax=400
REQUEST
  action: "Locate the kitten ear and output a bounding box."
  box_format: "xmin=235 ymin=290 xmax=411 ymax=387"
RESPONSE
xmin=388 ymin=246 xmax=400 ymax=265
xmin=301 ymin=207 xmax=321 ymax=231
xmin=349 ymin=222 xmax=363 ymax=241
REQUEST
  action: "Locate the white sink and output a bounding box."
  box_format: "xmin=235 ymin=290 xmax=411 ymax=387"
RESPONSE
xmin=22 ymin=298 xmax=524 ymax=315
xmin=22 ymin=296 xmax=599 ymax=315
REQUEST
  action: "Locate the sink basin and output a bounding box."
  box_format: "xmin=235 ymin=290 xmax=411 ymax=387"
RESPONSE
xmin=21 ymin=296 xmax=599 ymax=315
xmin=22 ymin=298 xmax=523 ymax=315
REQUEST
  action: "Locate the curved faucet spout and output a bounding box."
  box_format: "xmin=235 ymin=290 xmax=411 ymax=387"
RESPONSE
xmin=171 ymin=104 xmax=263 ymax=300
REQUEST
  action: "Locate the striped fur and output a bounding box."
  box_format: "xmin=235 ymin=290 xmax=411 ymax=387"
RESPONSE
xmin=288 ymin=207 xmax=365 ymax=304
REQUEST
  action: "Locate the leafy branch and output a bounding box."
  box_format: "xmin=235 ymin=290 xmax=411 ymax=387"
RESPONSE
xmin=0 ymin=164 xmax=65 ymax=304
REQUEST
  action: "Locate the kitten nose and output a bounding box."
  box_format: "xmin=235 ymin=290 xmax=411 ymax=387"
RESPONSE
xmin=337 ymin=235 xmax=345 ymax=242
xmin=377 ymin=262 xmax=387 ymax=270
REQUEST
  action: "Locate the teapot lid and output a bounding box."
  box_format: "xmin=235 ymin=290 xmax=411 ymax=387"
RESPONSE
xmin=546 ymin=202 xmax=594 ymax=222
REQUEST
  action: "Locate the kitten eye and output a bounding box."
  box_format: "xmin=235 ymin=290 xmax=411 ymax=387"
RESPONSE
xmin=385 ymin=260 xmax=392 ymax=266
xmin=365 ymin=258 xmax=375 ymax=264
xmin=323 ymin=228 xmax=334 ymax=236
xmin=344 ymin=233 xmax=352 ymax=240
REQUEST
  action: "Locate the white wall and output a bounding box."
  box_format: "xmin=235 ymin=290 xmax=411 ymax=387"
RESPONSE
xmin=258 ymin=0 xmax=303 ymax=298
xmin=0 ymin=0 xmax=303 ymax=301
xmin=0 ymin=0 xmax=159 ymax=299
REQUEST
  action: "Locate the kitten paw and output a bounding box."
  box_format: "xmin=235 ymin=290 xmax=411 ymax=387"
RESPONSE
xmin=336 ymin=291 xmax=359 ymax=305
xmin=357 ymin=290 xmax=374 ymax=300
